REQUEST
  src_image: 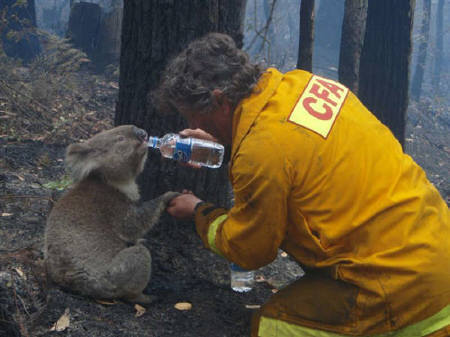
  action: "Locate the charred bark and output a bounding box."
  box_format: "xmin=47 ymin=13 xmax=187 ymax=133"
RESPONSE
xmin=115 ymin=0 xmax=246 ymax=205
xmin=338 ymin=0 xmax=367 ymax=94
xmin=359 ymin=0 xmax=415 ymax=147
xmin=411 ymin=0 xmax=431 ymax=101
xmin=95 ymin=6 xmax=122 ymax=70
xmin=432 ymin=0 xmax=444 ymax=94
xmin=297 ymin=0 xmax=315 ymax=72
xmin=66 ymin=2 xmax=102 ymax=59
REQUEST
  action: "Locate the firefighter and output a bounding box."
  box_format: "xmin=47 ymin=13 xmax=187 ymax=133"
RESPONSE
xmin=159 ymin=33 xmax=450 ymax=337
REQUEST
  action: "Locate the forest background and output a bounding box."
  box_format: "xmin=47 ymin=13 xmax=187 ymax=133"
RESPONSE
xmin=0 ymin=1 xmax=448 ymax=336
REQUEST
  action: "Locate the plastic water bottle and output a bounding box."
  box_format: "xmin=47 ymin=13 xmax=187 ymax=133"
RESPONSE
xmin=148 ymin=133 xmax=224 ymax=168
xmin=230 ymin=263 xmax=254 ymax=293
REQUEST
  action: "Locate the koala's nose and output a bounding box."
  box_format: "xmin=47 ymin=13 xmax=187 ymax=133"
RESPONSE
xmin=134 ymin=127 xmax=148 ymax=141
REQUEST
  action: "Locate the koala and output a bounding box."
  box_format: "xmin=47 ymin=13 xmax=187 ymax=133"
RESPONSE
xmin=44 ymin=125 xmax=179 ymax=304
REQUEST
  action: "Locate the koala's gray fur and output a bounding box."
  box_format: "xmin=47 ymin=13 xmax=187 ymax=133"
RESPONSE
xmin=45 ymin=125 xmax=179 ymax=304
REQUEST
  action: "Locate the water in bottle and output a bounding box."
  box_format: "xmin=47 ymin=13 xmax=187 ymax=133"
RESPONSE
xmin=230 ymin=263 xmax=255 ymax=293
xmin=148 ymin=133 xmax=224 ymax=168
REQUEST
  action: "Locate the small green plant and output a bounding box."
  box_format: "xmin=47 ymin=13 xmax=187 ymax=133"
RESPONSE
xmin=43 ymin=176 xmax=73 ymax=191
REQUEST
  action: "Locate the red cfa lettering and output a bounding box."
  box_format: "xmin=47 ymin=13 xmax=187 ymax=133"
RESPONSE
xmin=302 ymin=96 xmax=333 ymax=120
xmin=316 ymin=78 xmax=345 ymax=99
xmin=310 ymin=83 xmax=338 ymax=107
xmin=288 ymin=75 xmax=349 ymax=138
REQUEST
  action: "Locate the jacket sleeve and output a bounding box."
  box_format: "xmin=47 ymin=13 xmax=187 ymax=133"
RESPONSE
xmin=195 ymin=137 xmax=291 ymax=270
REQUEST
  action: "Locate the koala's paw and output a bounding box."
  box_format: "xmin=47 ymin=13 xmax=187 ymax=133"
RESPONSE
xmin=160 ymin=191 xmax=181 ymax=205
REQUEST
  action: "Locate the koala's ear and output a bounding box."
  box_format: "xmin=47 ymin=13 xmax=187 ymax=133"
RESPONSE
xmin=67 ymin=142 xmax=90 ymax=156
xmin=66 ymin=142 xmax=98 ymax=182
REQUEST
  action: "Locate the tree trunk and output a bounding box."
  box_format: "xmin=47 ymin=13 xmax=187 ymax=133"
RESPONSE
xmin=359 ymin=0 xmax=415 ymax=148
xmin=0 ymin=0 xmax=41 ymax=63
xmin=432 ymin=0 xmax=444 ymax=94
xmin=297 ymin=0 xmax=315 ymax=72
xmin=95 ymin=6 xmax=122 ymax=70
xmin=218 ymin=0 xmax=247 ymax=49
xmin=115 ymin=0 xmax=246 ymax=205
xmin=338 ymin=0 xmax=367 ymax=94
xmin=411 ymin=0 xmax=431 ymax=101
xmin=66 ymin=2 xmax=102 ymax=59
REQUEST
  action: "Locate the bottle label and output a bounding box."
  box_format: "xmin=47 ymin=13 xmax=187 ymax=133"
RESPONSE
xmin=173 ymin=138 xmax=192 ymax=162
xmin=148 ymin=136 xmax=158 ymax=148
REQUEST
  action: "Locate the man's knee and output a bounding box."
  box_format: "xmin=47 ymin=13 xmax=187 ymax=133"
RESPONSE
xmin=252 ymin=273 xmax=358 ymax=336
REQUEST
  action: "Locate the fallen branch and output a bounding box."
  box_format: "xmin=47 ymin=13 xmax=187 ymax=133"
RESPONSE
xmin=0 ymin=79 xmax=51 ymax=113
xmin=0 ymin=195 xmax=53 ymax=201
xmin=11 ymin=274 xmax=30 ymax=337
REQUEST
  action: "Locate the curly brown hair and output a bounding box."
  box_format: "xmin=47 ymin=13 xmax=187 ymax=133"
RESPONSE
xmin=155 ymin=33 xmax=263 ymax=115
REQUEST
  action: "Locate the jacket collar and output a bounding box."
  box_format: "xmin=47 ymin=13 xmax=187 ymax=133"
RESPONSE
xmin=230 ymin=68 xmax=283 ymax=163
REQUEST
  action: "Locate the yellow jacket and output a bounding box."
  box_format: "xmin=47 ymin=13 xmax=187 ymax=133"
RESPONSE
xmin=195 ymin=68 xmax=450 ymax=335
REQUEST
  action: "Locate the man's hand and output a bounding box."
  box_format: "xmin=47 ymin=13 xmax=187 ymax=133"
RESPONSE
xmin=166 ymin=190 xmax=202 ymax=220
xmin=179 ymin=128 xmax=218 ymax=142
xmin=178 ymin=129 xmax=218 ymax=169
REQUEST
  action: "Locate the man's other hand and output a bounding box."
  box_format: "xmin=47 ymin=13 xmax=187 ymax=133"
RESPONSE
xmin=166 ymin=190 xmax=202 ymax=220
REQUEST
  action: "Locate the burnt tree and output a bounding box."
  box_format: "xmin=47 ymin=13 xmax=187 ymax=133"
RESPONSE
xmin=115 ymin=1 xmax=247 ymax=204
xmin=411 ymin=0 xmax=431 ymax=101
xmin=359 ymin=0 xmax=415 ymax=147
xmin=338 ymin=0 xmax=367 ymax=94
xmin=66 ymin=2 xmax=102 ymax=59
xmin=297 ymin=0 xmax=315 ymax=72
xmin=96 ymin=6 xmax=122 ymax=70
xmin=432 ymin=0 xmax=444 ymax=95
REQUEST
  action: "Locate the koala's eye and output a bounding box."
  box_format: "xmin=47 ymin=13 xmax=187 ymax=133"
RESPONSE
xmin=117 ymin=135 xmax=126 ymax=142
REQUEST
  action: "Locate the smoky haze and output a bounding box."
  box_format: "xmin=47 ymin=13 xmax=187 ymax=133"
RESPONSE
xmin=34 ymin=0 xmax=449 ymax=112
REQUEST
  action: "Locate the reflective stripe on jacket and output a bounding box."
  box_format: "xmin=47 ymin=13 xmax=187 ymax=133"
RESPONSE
xmin=258 ymin=305 xmax=450 ymax=337
xmin=195 ymin=68 xmax=450 ymax=335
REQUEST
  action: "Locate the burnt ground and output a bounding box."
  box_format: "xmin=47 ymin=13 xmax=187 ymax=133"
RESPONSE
xmin=0 ymin=139 xmax=303 ymax=337
xmin=0 ymin=68 xmax=448 ymax=337
xmin=0 ymin=65 xmax=305 ymax=337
